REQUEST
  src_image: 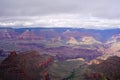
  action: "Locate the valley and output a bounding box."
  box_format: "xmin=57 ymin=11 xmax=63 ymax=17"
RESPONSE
xmin=0 ymin=28 xmax=120 ymax=80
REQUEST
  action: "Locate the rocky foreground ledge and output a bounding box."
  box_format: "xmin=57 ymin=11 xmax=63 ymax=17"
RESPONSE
xmin=0 ymin=51 xmax=53 ymax=80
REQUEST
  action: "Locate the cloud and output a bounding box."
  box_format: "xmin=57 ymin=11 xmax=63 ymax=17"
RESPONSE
xmin=0 ymin=0 xmax=120 ymax=29
xmin=0 ymin=14 xmax=120 ymax=29
xmin=0 ymin=0 xmax=120 ymax=19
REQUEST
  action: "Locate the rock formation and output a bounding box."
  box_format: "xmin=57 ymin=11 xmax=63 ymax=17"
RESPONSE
xmin=18 ymin=30 xmax=40 ymax=40
xmin=80 ymin=36 xmax=101 ymax=44
xmin=90 ymin=56 xmax=120 ymax=80
xmin=0 ymin=29 xmax=18 ymax=39
xmin=67 ymin=37 xmax=79 ymax=45
xmin=0 ymin=51 xmax=53 ymax=80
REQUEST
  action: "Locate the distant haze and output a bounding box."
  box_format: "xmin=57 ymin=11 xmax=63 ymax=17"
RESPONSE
xmin=0 ymin=0 xmax=120 ymax=29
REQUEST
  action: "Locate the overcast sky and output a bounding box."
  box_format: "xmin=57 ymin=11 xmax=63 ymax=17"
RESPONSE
xmin=0 ymin=0 xmax=120 ymax=29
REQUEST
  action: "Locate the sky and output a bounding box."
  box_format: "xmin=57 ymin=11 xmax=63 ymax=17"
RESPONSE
xmin=0 ymin=0 xmax=120 ymax=29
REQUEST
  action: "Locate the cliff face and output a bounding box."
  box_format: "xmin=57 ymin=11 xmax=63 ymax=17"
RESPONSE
xmin=0 ymin=51 xmax=53 ymax=80
xmin=90 ymin=56 xmax=120 ymax=80
xmin=105 ymin=34 xmax=120 ymax=57
xmin=80 ymin=36 xmax=101 ymax=45
xmin=17 ymin=30 xmax=40 ymax=40
xmin=0 ymin=29 xmax=18 ymax=40
xmin=67 ymin=37 xmax=79 ymax=45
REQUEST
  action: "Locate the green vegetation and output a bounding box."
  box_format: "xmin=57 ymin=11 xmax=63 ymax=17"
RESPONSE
xmin=49 ymin=60 xmax=89 ymax=80
xmin=62 ymin=69 xmax=75 ymax=80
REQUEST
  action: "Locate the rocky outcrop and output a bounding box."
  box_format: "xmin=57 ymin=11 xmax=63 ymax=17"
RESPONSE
xmin=0 ymin=29 xmax=18 ymax=39
xmin=90 ymin=56 xmax=120 ymax=80
xmin=80 ymin=36 xmax=101 ymax=45
xmin=107 ymin=34 xmax=120 ymax=43
xmin=87 ymin=59 xmax=100 ymax=65
xmin=67 ymin=37 xmax=79 ymax=45
xmin=51 ymin=36 xmax=62 ymax=43
xmin=17 ymin=30 xmax=40 ymax=40
xmin=105 ymin=34 xmax=120 ymax=57
xmin=0 ymin=51 xmax=53 ymax=80
xmin=62 ymin=30 xmax=90 ymax=40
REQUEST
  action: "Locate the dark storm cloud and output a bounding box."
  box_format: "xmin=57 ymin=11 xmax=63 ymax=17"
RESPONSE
xmin=0 ymin=0 xmax=120 ymax=19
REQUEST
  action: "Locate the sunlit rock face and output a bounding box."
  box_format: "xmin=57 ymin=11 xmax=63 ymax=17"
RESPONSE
xmin=80 ymin=36 xmax=101 ymax=45
xmin=67 ymin=37 xmax=79 ymax=45
xmin=66 ymin=36 xmax=101 ymax=45
xmin=87 ymin=59 xmax=100 ymax=65
xmin=105 ymin=34 xmax=120 ymax=57
xmin=0 ymin=51 xmax=53 ymax=80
